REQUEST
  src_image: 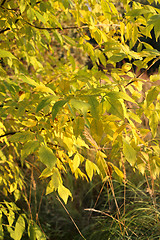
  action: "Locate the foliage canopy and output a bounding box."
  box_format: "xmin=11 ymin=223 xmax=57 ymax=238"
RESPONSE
xmin=0 ymin=0 xmax=160 ymax=238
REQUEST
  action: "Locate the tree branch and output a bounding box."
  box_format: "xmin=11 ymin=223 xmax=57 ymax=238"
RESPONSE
xmin=0 ymin=132 xmax=17 ymax=138
xmin=0 ymin=0 xmax=6 ymax=6
xmin=25 ymin=20 xmax=88 ymax=31
xmin=0 ymin=27 xmax=10 ymax=34
xmin=125 ymin=56 xmax=160 ymax=87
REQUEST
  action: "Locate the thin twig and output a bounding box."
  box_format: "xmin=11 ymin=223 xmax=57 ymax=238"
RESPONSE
xmin=125 ymin=56 xmax=160 ymax=87
xmin=24 ymin=20 xmax=89 ymax=31
xmin=121 ymin=152 xmax=129 ymax=236
xmin=36 ymin=188 xmax=45 ymax=222
xmin=56 ymin=194 xmax=86 ymax=240
xmin=88 ymin=180 xmax=106 ymax=220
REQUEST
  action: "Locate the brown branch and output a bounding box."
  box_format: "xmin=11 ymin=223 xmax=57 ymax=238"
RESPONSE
xmin=125 ymin=56 xmax=160 ymax=87
xmin=56 ymin=194 xmax=86 ymax=240
xmin=0 ymin=131 xmax=18 ymax=138
xmin=25 ymin=20 xmax=88 ymax=31
xmin=0 ymin=27 xmax=10 ymax=34
xmin=0 ymin=0 xmax=6 ymax=6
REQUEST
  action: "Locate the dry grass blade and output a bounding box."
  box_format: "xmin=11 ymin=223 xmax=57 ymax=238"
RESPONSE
xmin=84 ymin=208 xmax=138 ymax=237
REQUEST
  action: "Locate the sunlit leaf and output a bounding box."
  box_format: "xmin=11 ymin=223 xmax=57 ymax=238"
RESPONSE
xmin=36 ymin=96 xmax=58 ymax=112
xmin=146 ymin=87 xmax=159 ymax=107
xmin=21 ymin=141 xmax=39 ymax=160
xmin=10 ymin=132 xmax=35 ymax=143
xmin=52 ymin=99 xmax=68 ymax=122
xmin=11 ymin=215 xmax=25 ymax=240
xmin=72 ymin=153 xmax=81 ymax=172
xmin=123 ymin=139 xmax=136 ymax=166
xmin=39 ymin=145 xmax=57 ymax=169
xmin=149 ymin=111 xmax=159 ymax=138
xmin=0 ymin=49 xmax=16 ymax=60
xmin=58 ymin=184 xmax=72 ymax=204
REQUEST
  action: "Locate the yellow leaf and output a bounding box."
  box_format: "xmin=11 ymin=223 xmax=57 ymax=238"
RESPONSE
xmin=58 ymin=184 xmax=72 ymax=204
xmin=72 ymin=153 xmax=81 ymax=172
xmin=21 ymin=119 xmax=37 ymax=127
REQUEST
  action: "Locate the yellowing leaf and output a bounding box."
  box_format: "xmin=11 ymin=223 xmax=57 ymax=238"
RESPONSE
xmin=21 ymin=141 xmax=39 ymax=160
xmin=39 ymin=145 xmax=57 ymax=170
xmin=10 ymin=131 xmax=34 ymax=143
xmin=21 ymin=119 xmax=37 ymax=127
xmin=90 ymin=119 xmax=103 ymax=138
xmin=123 ymin=139 xmax=136 ymax=166
xmin=149 ymin=111 xmax=159 ymax=138
xmin=85 ymin=160 xmax=94 ymax=181
xmin=70 ymin=99 xmax=90 ymax=115
xmin=52 ymin=99 xmax=68 ymax=122
xmin=76 ymin=137 xmax=89 ymax=149
xmin=146 ymin=87 xmax=159 ymax=107
xmin=58 ymin=185 xmax=72 ymax=204
xmin=122 ymin=63 xmax=132 ymax=72
xmin=85 ymin=160 xmax=100 ymax=181
xmin=51 ymin=168 xmax=62 ymax=190
xmin=0 ymin=49 xmax=17 ymax=59
xmin=73 ymin=117 xmax=85 ymax=137
xmin=109 ymin=162 xmax=124 ymax=179
xmin=11 ymin=215 xmax=25 ymax=240
xmin=72 ymin=153 xmax=81 ymax=172
xmin=39 ymin=168 xmax=53 ymax=179
xmin=20 ymin=0 xmax=27 ymax=14
xmin=34 ymin=84 xmax=55 ymax=95
xmin=20 ymin=75 xmax=39 ymax=87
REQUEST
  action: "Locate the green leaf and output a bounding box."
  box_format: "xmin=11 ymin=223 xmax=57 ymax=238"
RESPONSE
xmin=88 ymin=96 xmax=99 ymax=119
xmin=34 ymin=9 xmax=47 ymax=24
xmin=20 ymin=75 xmax=39 ymax=87
xmin=126 ymin=9 xmax=150 ymax=17
xmin=73 ymin=117 xmax=85 ymax=137
xmin=27 ymin=7 xmax=35 ymax=21
xmin=46 ymin=168 xmax=62 ymax=194
xmin=21 ymin=141 xmax=39 ymax=160
xmin=20 ymin=0 xmax=27 ymax=14
xmin=106 ymin=91 xmax=136 ymax=104
xmin=28 ymin=221 xmax=36 ymax=240
xmin=148 ymin=14 xmax=160 ymax=40
xmin=58 ymin=184 xmax=72 ymax=204
xmin=109 ymin=53 xmax=126 ymax=63
xmin=11 ymin=215 xmax=25 ymax=240
xmin=0 ymin=212 xmax=4 ymax=240
xmin=70 ymin=99 xmax=90 ymax=116
xmin=0 ymin=49 xmax=17 ymax=59
xmin=149 ymin=111 xmax=159 ymax=138
xmin=146 ymin=87 xmax=159 ymax=107
xmin=106 ymin=98 xmax=124 ymax=120
xmin=34 ymin=222 xmax=46 ymax=240
xmin=63 ymin=35 xmax=76 ymax=46
xmin=52 ymin=99 xmax=68 ymax=122
xmin=36 ymin=96 xmax=58 ymax=112
xmin=90 ymin=119 xmax=103 ymax=139
xmin=10 ymin=131 xmax=35 ymax=143
xmin=39 ymin=145 xmax=57 ymax=169
xmin=123 ymin=139 xmax=136 ymax=166
xmin=39 ymin=168 xmax=53 ymax=179
xmin=53 ymin=30 xmax=63 ymax=45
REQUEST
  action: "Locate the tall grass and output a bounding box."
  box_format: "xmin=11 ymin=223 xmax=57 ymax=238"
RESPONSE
xmin=37 ymin=166 xmax=160 ymax=240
